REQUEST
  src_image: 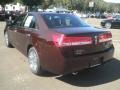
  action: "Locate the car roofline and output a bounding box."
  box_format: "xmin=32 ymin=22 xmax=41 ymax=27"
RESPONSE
xmin=27 ymin=11 xmax=73 ymax=15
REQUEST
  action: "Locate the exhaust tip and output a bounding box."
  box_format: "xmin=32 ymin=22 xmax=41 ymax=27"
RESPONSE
xmin=72 ymin=72 xmax=78 ymax=75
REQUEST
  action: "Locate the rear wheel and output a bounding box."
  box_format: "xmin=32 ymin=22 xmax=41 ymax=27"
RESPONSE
xmin=4 ymin=31 xmax=13 ymax=48
xmin=105 ymin=22 xmax=111 ymax=29
xmin=28 ymin=47 xmax=45 ymax=75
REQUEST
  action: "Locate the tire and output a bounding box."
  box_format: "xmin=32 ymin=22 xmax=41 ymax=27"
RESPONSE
xmin=28 ymin=47 xmax=45 ymax=75
xmin=105 ymin=22 xmax=111 ymax=29
xmin=4 ymin=31 xmax=13 ymax=48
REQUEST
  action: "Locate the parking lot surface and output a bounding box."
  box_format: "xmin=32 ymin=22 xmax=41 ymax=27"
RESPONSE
xmin=0 ymin=19 xmax=120 ymax=90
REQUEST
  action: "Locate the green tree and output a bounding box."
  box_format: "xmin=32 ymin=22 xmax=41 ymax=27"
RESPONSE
xmin=0 ymin=0 xmax=14 ymax=7
xmin=21 ymin=0 xmax=43 ymax=11
xmin=14 ymin=0 xmax=23 ymax=4
xmin=42 ymin=0 xmax=54 ymax=9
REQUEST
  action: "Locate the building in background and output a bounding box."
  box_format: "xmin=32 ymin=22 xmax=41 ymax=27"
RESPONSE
xmin=5 ymin=3 xmax=25 ymax=12
xmin=0 ymin=3 xmax=25 ymax=13
xmin=0 ymin=3 xmax=26 ymax=21
xmin=0 ymin=5 xmax=2 ymax=11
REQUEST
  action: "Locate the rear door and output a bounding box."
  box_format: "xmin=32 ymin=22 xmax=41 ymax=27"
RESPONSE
xmin=13 ymin=14 xmax=38 ymax=55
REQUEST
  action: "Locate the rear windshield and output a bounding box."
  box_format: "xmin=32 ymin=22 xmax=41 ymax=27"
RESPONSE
xmin=42 ymin=14 xmax=90 ymax=28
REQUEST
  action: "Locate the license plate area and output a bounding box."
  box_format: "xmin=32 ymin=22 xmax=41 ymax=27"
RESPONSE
xmin=90 ymin=57 xmax=101 ymax=68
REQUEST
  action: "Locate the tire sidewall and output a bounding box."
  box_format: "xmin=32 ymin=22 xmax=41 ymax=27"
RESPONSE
xmin=4 ymin=31 xmax=10 ymax=47
xmin=28 ymin=47 xmax=41 ymax=75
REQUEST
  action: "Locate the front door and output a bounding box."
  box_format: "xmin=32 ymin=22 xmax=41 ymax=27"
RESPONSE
xmin=8 ymin=14 xmax=26 ymax=47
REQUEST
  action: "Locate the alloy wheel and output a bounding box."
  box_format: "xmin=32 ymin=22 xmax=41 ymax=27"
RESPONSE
xmin=105 ymin=23 xmax=111 ymax=29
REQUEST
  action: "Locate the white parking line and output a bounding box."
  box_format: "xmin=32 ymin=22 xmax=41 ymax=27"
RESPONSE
xmin=113 ymin=40 xmax=120 ymax=42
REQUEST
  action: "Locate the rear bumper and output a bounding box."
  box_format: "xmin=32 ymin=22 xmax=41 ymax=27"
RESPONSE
xmin=48 ymin=47 xmax=114 ymax=74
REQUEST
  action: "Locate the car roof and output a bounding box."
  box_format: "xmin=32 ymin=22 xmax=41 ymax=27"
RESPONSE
xmin=28 ymin=12 xmax=72 ymax=16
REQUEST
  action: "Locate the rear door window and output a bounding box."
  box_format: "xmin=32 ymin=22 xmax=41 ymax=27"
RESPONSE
xmin=23 ymin=15 xmax=36 ymax=29
xmin=24 ymin=16 xmax=33 ymax=27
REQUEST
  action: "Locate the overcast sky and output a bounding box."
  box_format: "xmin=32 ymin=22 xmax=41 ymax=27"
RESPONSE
xmin=103 ymin=0 xmax=120 ymax=3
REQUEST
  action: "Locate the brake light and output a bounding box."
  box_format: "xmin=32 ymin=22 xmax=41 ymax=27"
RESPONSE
xmin=52 ymin=34 xmax=92 ymax=47
xmin=99 ymin=32 xmax=112 ymax=43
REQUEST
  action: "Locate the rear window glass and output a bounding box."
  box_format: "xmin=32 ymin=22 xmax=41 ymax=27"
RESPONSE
xmin=42 ymin=14 xmax=90 ymax=28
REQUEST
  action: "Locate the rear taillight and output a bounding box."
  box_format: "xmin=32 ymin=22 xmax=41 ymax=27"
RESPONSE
xmin=52 ymin=34 xmax=92 ymax=47
xmin=99 ymin=32 xmax=112 ymax=43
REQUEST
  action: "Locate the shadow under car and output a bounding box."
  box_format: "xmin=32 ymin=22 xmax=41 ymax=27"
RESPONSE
xmin=56 ymin=58 xmax=120 ymax=87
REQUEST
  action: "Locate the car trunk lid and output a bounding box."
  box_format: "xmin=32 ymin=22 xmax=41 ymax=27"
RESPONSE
xmin=51 ymin=27 xmax=112 ymax=57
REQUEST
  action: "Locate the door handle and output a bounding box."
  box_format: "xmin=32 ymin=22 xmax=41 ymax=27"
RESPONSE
xmin=14 ymin=28 xmax=17 ymax=32
xmin=14 ymin=30 xmax=17 ymax=32
xmin=26 ymin=34 xmax=31 ymax=37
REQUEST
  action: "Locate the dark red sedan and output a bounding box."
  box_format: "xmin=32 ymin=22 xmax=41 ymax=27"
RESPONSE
xmin=4 ymin=12 xmax=114 ymax=75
